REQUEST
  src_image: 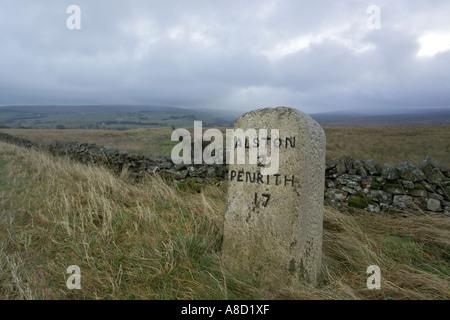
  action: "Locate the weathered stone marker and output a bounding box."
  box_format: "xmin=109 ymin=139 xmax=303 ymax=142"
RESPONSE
xmin=222 ymin=107 xmax=326 ymax=289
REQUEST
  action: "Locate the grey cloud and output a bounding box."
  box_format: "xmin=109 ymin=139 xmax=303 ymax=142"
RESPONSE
xmin=0 ymin=0 xmax=449 ymax=113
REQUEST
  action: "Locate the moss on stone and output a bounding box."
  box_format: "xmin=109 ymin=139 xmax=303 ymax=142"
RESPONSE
xmin=178 ymin=178 xmax=203 ymax=193
xmin=355 ymin=190 xmax=365 ymax=198
xmin=383 ymin=183 xmax=403 ymax=192
xmin=370 ymin=181 xmax=382 ymax=190
xmin=348 ymin=196 xmax=369 ymax=209
xmin=414 ymin=182 xmax=426 ymax=190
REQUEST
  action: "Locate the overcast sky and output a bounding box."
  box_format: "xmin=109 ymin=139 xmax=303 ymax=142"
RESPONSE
xmin=1 ymin=0 xmax=450 ymax=114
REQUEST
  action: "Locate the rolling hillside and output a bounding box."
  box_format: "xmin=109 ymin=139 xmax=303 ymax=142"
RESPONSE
xmin=0 ymin=105 xmax=237 ymax=130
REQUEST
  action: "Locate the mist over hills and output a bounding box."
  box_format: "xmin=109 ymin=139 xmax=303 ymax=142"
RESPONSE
xmin=0 ymin=105 xmax=449 ymax=129
xmin=309 ymin=108 xmax=450 ymax=126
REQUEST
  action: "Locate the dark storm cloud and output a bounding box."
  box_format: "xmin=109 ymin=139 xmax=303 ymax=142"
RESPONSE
xmin=0 ymin=0 xmax=449 ymax=113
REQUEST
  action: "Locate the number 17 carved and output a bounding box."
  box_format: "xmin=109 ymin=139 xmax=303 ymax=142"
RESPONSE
xmin=254 ymin=193 xmax=270 ymax=208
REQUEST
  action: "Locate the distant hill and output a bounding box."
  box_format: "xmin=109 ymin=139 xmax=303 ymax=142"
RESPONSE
xmin=0 ymin=105 xmax=237 ymax=130
xmin=1 ymin=105 xmax=449 ymax=129
xmin=310 ymin=109 xmax=450 ymax=126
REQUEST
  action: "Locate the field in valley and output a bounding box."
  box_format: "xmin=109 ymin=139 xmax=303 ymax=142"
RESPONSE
xmin=2 ymin=125 xmax=450 ymax=167
xmin=0 ymin=125 xmax=449 ymax=299
xmin=0 ymin=105 xmax=236 ymax=130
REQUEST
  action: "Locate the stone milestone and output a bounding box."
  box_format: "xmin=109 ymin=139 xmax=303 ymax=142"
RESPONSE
xmin=222 ymin=107 xmax=326 ymax=289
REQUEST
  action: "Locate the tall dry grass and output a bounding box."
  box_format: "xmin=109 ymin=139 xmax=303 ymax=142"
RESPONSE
xmin=0 ymin=141 xmax=231 ymax=299
xmin=0 ymin=141 xmax=449 ymax=299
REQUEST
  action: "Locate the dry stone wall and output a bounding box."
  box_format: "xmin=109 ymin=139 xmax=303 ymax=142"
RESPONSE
xmin=0 ymin=132 xmax=226 ymax=181
xmin=1 ymin=132 xmax=449 ymax=215
xmin=325 ymin=156 xmax=450 ymax=214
